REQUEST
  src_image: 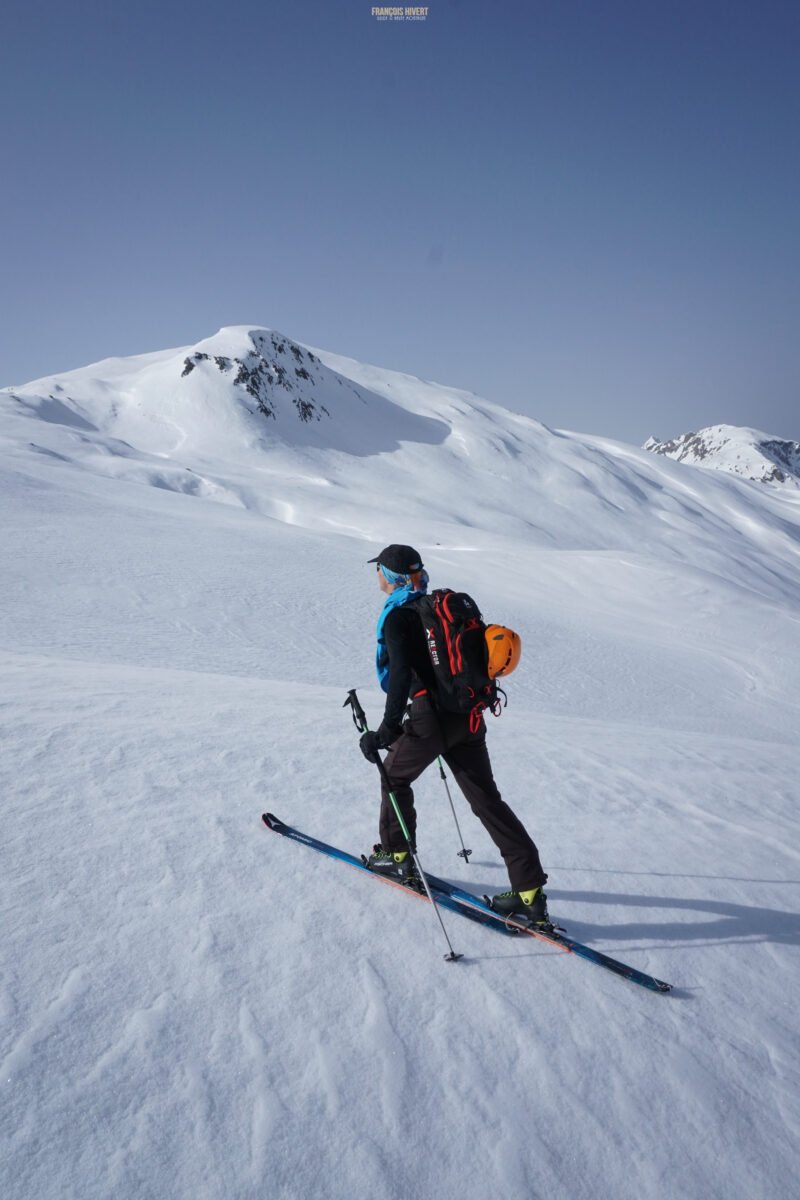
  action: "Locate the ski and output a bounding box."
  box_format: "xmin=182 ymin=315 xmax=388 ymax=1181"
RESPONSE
xmin=262 ymin=813 xmax=672 ymax=993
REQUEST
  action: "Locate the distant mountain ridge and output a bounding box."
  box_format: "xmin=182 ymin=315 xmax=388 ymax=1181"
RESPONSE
xmin=644 ymin=424 xmax=800 ymax=488
xmin=2 ymin=325 xmax=800 ymax=612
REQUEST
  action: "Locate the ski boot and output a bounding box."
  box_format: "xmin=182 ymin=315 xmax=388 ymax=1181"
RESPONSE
xmin=364 ymin=845 xmax=416 ymax=886
xmin=488 ymin=886 xmax=552 ymax=928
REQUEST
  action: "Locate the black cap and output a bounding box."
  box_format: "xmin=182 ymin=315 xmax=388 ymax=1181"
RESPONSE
xmin=367 ymin=544 xmax=424 ymax=574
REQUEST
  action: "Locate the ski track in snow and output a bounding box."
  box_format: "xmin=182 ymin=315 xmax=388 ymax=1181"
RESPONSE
xmin=2 ymin=329 xmax=800 ymax=1199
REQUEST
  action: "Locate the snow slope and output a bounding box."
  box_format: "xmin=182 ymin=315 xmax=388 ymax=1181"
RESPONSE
xmin=2 ymin=329 xmax=800 ymax=1200
xmin=644 ymin=423 xmax=800 ymax=488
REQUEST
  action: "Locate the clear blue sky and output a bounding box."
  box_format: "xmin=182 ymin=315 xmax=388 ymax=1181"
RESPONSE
xmin=2 ymin=0 xmax=798 ymax=442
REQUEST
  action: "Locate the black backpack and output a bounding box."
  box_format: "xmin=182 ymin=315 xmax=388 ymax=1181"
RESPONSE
xmin=412 ymin=589 xmax=503 ymax=729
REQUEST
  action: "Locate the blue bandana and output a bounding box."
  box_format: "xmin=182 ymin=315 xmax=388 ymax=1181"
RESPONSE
xmin=379 ymin=563 xmax=420 ymax=588
xmin=375 ymin=570 xmax=429 ymax=692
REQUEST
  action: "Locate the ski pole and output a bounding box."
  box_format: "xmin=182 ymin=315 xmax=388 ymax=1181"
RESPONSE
xmin=436 ymin=757 xmax=472 ymax=863
xmin=343 ymin=688 xmax=463 ymax=962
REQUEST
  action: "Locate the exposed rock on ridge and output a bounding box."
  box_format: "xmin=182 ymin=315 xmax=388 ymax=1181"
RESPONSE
xmin=644 ymin=424 xmax=800 ymax=488
xmin=181 ymin=330 xmax=329 ymax=423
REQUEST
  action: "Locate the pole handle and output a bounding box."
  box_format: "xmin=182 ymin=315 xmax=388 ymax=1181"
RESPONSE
xmin=343 ymin=688 xmax=369 ymax=733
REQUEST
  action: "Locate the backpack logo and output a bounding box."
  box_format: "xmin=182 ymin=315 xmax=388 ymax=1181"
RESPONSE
xmin=425 ymin=626 xmax=439 ymax=665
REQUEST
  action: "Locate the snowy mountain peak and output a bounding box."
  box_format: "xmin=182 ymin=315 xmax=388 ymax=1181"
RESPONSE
xmin=178 ymin=327 xmax=330 ymax=424
xmin=644 ymin=423 xmax=800 ymax=488
xmin=2 ymin=325 xmax=447 ymax=459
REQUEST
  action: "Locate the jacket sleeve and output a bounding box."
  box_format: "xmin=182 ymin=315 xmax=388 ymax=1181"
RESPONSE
xmin=379 ymin=607 xmax=416 ymax=740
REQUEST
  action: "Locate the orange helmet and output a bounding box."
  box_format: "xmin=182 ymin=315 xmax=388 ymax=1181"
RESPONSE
xmin=485 ymin=624 xmax=521 ymax=678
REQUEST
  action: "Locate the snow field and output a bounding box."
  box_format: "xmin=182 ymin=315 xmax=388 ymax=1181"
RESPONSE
xmin=4 ymin=646 xmax=798 ymax=1199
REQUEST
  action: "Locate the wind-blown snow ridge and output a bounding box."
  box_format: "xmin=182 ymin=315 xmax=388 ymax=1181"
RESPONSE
xmin=644 ymin=423 xmax=800 ymax=488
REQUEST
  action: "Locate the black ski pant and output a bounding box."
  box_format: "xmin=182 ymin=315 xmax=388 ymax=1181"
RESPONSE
xmin=379 ymin=694 xmax=547 ymax=893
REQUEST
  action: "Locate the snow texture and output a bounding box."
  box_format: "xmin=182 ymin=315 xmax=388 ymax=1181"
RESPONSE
xmin=2 ymin=327 xmax=800 ymax=1200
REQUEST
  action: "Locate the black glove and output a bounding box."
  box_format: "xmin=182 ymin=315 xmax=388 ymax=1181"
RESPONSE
xmin=359 ymin=721 xmax=403 ymax=763
xmin=359 ymin=730 xmax=383 ymax=763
